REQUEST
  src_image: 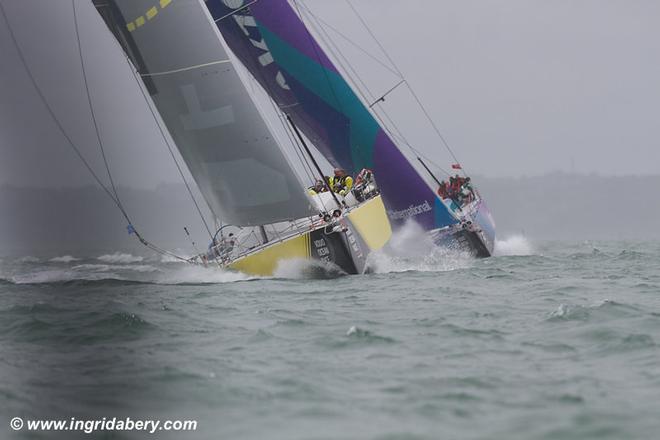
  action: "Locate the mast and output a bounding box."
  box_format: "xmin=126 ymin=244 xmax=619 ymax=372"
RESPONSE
xmin=208 ymin=0 xmax=459 ymax=231
xmin=285 ymin=114 xmax=342 ymax=210
xmin=93 ymin=0 xmax=315 ymax=227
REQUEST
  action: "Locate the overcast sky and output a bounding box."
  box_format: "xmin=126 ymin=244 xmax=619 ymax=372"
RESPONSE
xmin=1 ymin=0 xmax=659 ymax=190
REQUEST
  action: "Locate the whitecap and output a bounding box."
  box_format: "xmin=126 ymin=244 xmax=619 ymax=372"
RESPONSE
xmin=366 ymin=222 xmax=473 ymax=274
xmin=97 ymin=252 xmax=144 ymax=264
xmin=494 ymin=235 xmax=534 ymax=256
xmin=159 ymin=252 xmax=194 ymax=263
xmin=49 ymin=255 xmax=79 ymax=263
xmin=273 ymin=258 xmax=346 ymax=279
xmin=73 ymin=263 xmax=159 ymax=273
xmin=154 ymin=264 xmax=254 ymax=284
xmin=10 ymin=269 xmax=123 ymax=284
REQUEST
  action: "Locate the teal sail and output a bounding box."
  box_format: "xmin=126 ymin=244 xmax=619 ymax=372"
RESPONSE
xmin=206 ymin=0 xmax=458 ymax=231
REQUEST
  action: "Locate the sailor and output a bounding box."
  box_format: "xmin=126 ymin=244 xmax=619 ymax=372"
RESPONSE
xmin=460 ymin=177 xmax=475 ymax=203
xmin=308 ymin=179 xmax=326 ymax=195
xmin=355 ymin=168 xmax=373 ymax=186
xmin=437 ymin=180 xmax=449 ymax=199
xmin=448 ymin=176 xmax=462 ymax=206
xmin=330 ymin=168 xmax=353 ymax=197
xmin=353 ymin=168 xmax=375 ymax=201
xmin=451 ymin=174 xmax=463 ymax=193
xmin=218 ymin=233 xmax=236 ymax=262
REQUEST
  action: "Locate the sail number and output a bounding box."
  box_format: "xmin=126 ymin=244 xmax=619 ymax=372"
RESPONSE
xmin=220 ymin=0 xmax=290 ymax=90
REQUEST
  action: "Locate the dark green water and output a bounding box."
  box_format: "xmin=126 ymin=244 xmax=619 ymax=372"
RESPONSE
xmin=1 ymin=239 xmax=659 ymax=439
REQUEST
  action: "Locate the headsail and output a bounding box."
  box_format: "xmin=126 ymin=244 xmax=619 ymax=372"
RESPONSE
xmin=94 ymin=0 xmax=313 ymax=226
xmin=207 ymin=0 xmax=458 ymax=230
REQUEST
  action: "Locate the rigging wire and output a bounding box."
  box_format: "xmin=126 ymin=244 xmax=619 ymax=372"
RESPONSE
xmin=91 ymin=0 xmax=218 ymax=242
xmin=297 ymin=2 xmax=376 ymax=103
xmin=220 ymin=11 xmax=331 ymax=213
xmin=0 ymin=0 xmax=196 ymax=264
xmin=290 ymin=1 xmax=377 ymax=172
xmin=71 ymin=0 xmax=125 ymax=217
xmin=301 ymin=0 xmax=455 ymax=180
xmin=295 ymin=3 xmax=401 ymax=79
xmin=75 ymin=0 xmax=212 ymax=260
xmin=298 ymin=1 xmax=450 ymax=179
xmin=345 ymin=0 xmax=467 ymax=175
xmin=297 ymin=1 xmax=412 ymax=147
xmin=125 ymin=59 xmax=215 ymax=241
xmin=291 ymin=0 xmax=347 ymax=117
xmin=0 ymin=0 xmax=121 ymax=212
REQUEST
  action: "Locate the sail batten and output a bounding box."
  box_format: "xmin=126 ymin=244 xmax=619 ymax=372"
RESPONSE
xmin=95 ymin=0 xmax=313 ymax=226
xmin=139 ymin=59 xmax=232 ymax=78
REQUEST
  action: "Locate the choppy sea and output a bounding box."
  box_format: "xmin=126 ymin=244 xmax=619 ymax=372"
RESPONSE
xmin=1 ymin=233 xmax=659 ymax=439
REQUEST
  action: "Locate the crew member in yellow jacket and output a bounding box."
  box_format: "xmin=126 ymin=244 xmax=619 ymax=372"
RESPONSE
xmin=330 ymin=168 xmax=353 ymax=197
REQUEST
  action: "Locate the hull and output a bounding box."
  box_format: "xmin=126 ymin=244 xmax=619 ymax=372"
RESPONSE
xmin=227 ymin=196 xmax=391 ymax=276
xmin=431 ymin=198 xmax=496 ymax=258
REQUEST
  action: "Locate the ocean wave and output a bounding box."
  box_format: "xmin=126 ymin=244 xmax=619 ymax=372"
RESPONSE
xmin=49 ymin=255 xmax=79 ymax=263
xmin=548 ymin=300 xmax=645 ymax=323
xmin=97 ymin=252 xmax=144 ymax=264
xmin=367 ymin=247 xmax=473 ymax=274
xmin=273 ymin=258 xmax=347 ymax=279
xmin=154 ymin=264 xmax=255 ymax=284
xmin=72 ymin=263 xmax=159 ymax=273
xmin=9 ymin=269 xmax=126 ymax=285
xmin=345 ymin=325 xmax=396 ymax=343
xmin=160 ymin=252 xmax=194 ymax=263
xmin=2 ymin=257 xmax=252 ymax=285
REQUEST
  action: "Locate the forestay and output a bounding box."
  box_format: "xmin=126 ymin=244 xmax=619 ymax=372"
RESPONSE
xmin=95 ymin=0 xmax=313 ymax=226
xmin=206 ymin=0 xmax=458 ymax=230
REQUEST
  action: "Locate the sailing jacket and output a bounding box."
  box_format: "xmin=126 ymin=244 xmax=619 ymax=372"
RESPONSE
xmin=330 ymin=175 xmax=354 ymax=196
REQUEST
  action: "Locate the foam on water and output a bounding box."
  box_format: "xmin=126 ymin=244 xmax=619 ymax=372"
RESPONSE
xmin=97 ymin=252 xmax=144 ymax=264
xmin=3 ymin=240 xmax=660 ymax=439
xmin=160 ymin=251 xmax=194 ymax=263
xmin=274 ymin=258 xmax=346 ymax=279
xmin=9 ymin=269 xmax=123 ymax=285
xmin=494 ymin=235 xmax=534 ymax=256
xmin=49 ymin=255 xmax=79 ymax=263
xmin=73 ymin=263 xmax=159 ymax=273
xmin=3 ymin=254 xmax=251 ymax=285
xmin=154 ymin=264 xmax=254 ymax=284
xmin=367 ymin=221 xmax=473 ymax=273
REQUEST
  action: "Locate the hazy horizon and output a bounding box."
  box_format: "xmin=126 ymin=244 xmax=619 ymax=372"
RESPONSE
xmin=2 ymin=0 xmax=660 ymax=189
xmin=1 ymin=1 xmax=659 ymax=255
xmin=2 ymin=173 xmax=659 ymax=257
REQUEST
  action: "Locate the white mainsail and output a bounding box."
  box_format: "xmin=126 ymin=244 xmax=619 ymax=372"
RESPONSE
xmin=99 ymin=0 xmax=313 ymax=226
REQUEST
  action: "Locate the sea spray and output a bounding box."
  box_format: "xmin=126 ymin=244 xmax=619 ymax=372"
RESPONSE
xmin=97 ymin=253 xmax=144 ymax=264
xmin=494 ymin=235 xmax=534 ymax=256
xmin=1 ymin=240 xmax=659 ymax=439
xmin=274 ymin=258 xmax=346 ymax=279
xmin=366 ymin=221 xmax=473 ymax=273
xmin=49 ymin=255 xmax=79 ymax=263
xmin=154 ymin=263 xmax=254 ymax=284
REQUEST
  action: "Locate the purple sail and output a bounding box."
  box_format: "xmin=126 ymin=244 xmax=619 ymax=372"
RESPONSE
xmin=207 ymin=0 xmax=457 ymax=230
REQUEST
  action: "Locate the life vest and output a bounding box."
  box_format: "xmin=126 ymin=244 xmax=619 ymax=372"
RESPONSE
xmin=331 ymin=175 xmax=352 ymax=192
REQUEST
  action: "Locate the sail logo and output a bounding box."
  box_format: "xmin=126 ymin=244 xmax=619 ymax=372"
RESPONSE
xmin=219 ymin=0 xmax=290 ymax=90
xmin=387 ymin=201 xmax=433 ymax=220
